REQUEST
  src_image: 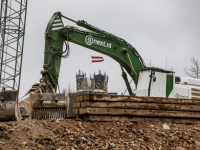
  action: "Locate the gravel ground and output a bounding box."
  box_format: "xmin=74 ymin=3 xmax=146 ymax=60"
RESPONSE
xmin=0 ymin=119 xmax=200 ymax=150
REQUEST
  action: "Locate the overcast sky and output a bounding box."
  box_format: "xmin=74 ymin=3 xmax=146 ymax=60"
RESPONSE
xmin=19 ymin=0 xmax=200 ymax=97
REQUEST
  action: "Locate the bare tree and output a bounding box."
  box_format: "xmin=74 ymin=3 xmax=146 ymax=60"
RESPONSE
xmin=184 ymin=57 xmax=200 ymax=79
xmin=62 ymin=81 xmax=74 ymax=101
xmin=62 ymin=81 xmax=76 ymax=117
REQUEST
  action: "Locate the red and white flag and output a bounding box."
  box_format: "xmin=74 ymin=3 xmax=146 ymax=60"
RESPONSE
xmin=91 ymin=56 xmax=104 ymax=63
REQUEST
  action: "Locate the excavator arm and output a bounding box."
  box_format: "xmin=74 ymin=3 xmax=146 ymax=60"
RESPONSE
xmin=42 ymin=12 xmax=146 ymax=95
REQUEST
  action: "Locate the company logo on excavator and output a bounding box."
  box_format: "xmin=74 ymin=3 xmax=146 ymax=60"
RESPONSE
xmin=85 ymin=35 xmax=93 ymax=45
xmin=175 ymin=93 xmax=189 ymax=99
xmin=85 ymin=35 xmax=112 ymax=48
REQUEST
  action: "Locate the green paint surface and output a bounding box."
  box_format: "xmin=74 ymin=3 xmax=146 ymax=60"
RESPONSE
xmin=166 ymin=75 xmax=174 ymax=97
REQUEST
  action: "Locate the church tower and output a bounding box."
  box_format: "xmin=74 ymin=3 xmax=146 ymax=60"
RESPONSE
xmin=76 ymin=70 xmax=108 ymax=94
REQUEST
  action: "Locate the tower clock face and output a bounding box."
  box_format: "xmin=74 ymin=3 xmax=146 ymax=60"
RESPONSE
xmin=95 ymin=79 xmax=104 ymax=89
xmin=77 ymin=79 xmax=83 ymax=89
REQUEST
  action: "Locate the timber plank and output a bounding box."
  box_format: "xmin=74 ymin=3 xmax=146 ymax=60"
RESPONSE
xmin=73 ymin=102 xmax=80 ymax=108
xmin=76 ymin=95 xmax=84 ymax=101
xmin=83 ymin=115 xmax=200 ymax=124
xmin=76 ymin=94 xmax=200 ymax=105
xmin=68 ymin=93 xmax=78 ymax=117
xmin=77 ymin=94 xmax=130 ymax=101
xmin=73 ymin=108 xmax=79 ymax=115
xmin=80 ymin=101 xmax=200 ymax=112
xmin=78 ymin=107 xmax=200 ymax=118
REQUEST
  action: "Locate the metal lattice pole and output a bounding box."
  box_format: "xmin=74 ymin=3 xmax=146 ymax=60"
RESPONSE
xmin=0 ymin=0 xmax=28 ymax=91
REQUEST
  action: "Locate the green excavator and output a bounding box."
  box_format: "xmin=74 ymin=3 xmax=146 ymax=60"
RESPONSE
xmin=19 ymin=12 xmax=146 ymax=119
xmin=41 ymin=12 xmax=145 ymax=96
xmin=19 ymin=12 xmax=200 ymax=120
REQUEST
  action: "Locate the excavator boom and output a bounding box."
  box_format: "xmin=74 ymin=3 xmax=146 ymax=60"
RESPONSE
xmin=43 ymin=12 xmax=145 ymax=95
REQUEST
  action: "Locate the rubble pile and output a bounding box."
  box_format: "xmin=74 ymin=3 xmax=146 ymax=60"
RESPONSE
xmin=0 ymin=119 xmax=200 ymax=149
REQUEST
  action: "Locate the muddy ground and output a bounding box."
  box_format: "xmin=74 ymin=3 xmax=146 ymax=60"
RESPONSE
xmin=0 ymin=119 xmax=200 ymax=150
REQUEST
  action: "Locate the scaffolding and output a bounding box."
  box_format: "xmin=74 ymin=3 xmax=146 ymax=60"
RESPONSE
xmin=0 ymin=0 xmax=28 ymax=91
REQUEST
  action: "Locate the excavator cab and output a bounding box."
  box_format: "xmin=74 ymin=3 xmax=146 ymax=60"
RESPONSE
xmin=0 ymin=89 xmax=19 ymax=121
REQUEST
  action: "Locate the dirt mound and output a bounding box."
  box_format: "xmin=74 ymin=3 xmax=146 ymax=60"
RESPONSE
xmin=0 ymin=119 xmax=200 ymax=149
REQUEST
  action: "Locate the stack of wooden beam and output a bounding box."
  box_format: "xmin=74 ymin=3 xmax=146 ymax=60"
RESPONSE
xmin=73 ymin=94 xmax=200 ymax=123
